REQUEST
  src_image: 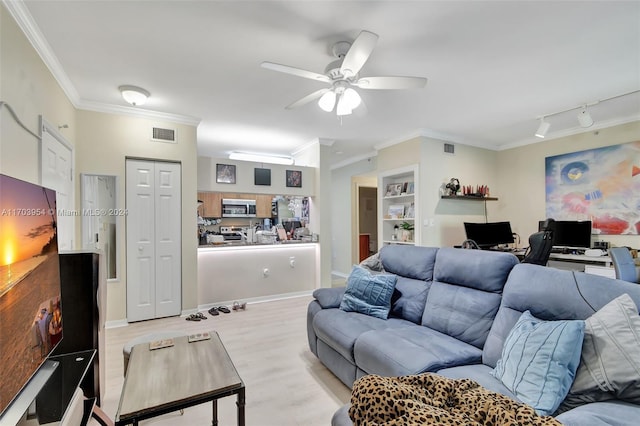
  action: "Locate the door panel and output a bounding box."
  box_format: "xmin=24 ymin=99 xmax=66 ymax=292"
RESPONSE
xmin=126 ymin=160 xmax=181 ymax=322
xmin=154 ymin=162 xmax=181 ymax=318
xmin=126 ymin=160 xmax=156 ymax=322
xmin=41 ymin=125 xmax=73 ymax=251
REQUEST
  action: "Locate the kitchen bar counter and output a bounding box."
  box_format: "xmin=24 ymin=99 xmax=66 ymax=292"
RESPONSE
xmin=198 ymin=240 xmax=316 ymax=249
xmin=197 ymin=242 xmax=318 ymax=306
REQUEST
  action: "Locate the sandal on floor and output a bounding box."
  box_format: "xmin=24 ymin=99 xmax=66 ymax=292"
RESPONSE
xmin=208 ymin=307 xmax=219 ymax=316
xmin=186 ymin=313 xmax=201 ymax=321
xmin=217 ymin=306 xmax=231 ymax=314
xmin=196 ymin=312 xmax=207 ymax=320
xmin=232 ymin=301 xmax=247 ymax=311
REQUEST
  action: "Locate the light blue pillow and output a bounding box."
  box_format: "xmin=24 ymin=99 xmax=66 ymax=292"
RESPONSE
xmin=492 ymin=310 xmax=585 ymax=416
xmin=339 ymin=265 xmax=397 ymax=319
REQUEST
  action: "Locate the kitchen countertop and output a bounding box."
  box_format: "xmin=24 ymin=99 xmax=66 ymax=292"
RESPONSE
xmin=198 ymin=240 xmax=317 ymax=249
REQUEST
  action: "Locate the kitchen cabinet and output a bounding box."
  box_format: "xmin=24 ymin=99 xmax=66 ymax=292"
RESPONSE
xmin=256 ymin=194 xmax=273 ymax=217
xmin=198 ymin=191 xmax=222 ymax=217
xmin=198 ymin=191 xmax=273 ymax=218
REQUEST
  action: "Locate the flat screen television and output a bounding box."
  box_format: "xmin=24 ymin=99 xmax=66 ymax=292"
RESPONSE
xmin=0 ymin=174 xmax=63 ymax=416
xmin=538 ymin=220 xmax=592 ymax=249
xmin=464 ymin=221 xmax=515 ymax=249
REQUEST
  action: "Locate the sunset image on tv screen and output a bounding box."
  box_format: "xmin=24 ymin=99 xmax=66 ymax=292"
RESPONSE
xmin=0 ymin=174 xmax=62 ymax=415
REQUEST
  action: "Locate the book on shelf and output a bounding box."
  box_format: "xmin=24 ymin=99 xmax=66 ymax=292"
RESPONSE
xmin=405 ymin=202 xmax=415 ymax=218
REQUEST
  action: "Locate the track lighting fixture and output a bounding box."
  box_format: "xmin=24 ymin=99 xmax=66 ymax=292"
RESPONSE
xmin=533 ymin=89 xmax=639 ymax=138
xmin=577 ymin=106 xmax=594 ymax=128
xmin=535 ymin=118 xmax=550 ymax=138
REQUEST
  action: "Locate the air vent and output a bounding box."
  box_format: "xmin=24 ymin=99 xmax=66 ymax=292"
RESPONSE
xmin=444 ymin=143 xmax=455 ymax=154
xmin=151 ymin=127 xmax=176 ymax=143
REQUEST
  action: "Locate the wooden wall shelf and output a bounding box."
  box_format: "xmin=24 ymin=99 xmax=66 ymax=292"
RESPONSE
xmin=441 ymin=196 xmax=498 ymax=201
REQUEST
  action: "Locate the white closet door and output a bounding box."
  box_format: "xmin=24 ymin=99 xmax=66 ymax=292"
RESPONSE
xmin=126 ymin=160 xmax=156 ymax=322
xmin=126 ymin=159 xmax=181 ymax=322
xmin=154 ymin=162 xmax=181 ymax=318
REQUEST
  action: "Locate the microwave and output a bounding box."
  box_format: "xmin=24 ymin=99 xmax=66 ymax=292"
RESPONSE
xmin=221 ymin=198 xmax=257 ymax=218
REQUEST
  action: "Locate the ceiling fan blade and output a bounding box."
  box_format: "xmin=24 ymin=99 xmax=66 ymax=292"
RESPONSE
xmin=340 ymin=30 xmax=379 ymax=77
xmin=354 ymin=76 xmax=428 ymax=90
xmin=261 ymin=61 xmax=331 ymax=83
xmin=285 ymin=88 xmax=331 ymax=110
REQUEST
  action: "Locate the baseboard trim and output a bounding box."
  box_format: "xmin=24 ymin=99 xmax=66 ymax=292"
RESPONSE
xmin=197 ymin=290 xmax=313 ymax=312
xmin=104 ymin=319 xmax=129 ymax=329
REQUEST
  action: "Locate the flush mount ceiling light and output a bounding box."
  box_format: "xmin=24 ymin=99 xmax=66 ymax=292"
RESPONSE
xmin=577 ymin=106 xmax=594 ymax=128
xmin=535 ymin=118 xmax=550 ymax=138
xmin=228 ymin=152 xmax=294 ymax=165
xmin=119 ymin=85 xmax=150 ymax=106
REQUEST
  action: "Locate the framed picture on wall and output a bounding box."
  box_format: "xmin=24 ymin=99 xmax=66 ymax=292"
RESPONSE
xmin=254 ymin=168 xmax=271 ymax=186
xmin=286 ymin=170 xmax=302 ymax=188
xmin=216 ymin=164 xmax=236 ymax=184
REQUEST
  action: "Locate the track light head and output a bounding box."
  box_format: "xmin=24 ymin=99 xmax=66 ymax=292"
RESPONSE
xmin=535 ymin=118 xmax=550 ymax=138
xmin=577 ymin=107 xmax=594 ymax=128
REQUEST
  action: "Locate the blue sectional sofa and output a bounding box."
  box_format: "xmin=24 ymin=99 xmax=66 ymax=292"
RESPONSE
xmin=307 ymin=245 xmax=640 ymax=426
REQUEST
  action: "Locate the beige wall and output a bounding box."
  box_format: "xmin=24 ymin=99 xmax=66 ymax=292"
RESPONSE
xmin=0 ymin=5 xmax=76 ymax=183
xmin=2 ymin=5 xmax=199 ymax=323
xmin=498 ymin=121 xmax=640 ymax=248
xmin=374 ymin=136 xmax=499 ymax=249
xmin=197 ymin=156 xmax=316 ymax=196
xmin=76 ymin=111 xmax=198 ymax=322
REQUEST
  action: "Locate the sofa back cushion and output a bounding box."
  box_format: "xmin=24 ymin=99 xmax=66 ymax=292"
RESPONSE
xmin=421 ymin=248 xmax=519 ymax=348
xmin=483 ymin=264 xmax=640 ymax=368
xmin=381 ymin=245 xmax=438 ymax=323
xmin=380 ymin=245 xmax=438 ymax=280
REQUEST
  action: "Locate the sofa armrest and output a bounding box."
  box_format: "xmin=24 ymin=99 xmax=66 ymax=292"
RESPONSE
xmin=313 ymin=287 xmax=346 ymax=309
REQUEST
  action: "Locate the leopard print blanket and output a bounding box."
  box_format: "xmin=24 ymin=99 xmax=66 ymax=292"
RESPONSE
xmin=349 ymin=373 xmax=562 ymax=426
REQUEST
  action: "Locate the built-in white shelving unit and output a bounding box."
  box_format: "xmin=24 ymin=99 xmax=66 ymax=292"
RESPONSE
xmin=378 ymin=165 xmax=419 ymax=248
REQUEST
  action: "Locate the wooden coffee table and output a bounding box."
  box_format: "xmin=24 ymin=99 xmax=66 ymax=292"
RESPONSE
xmin=115 ymin=331 xmax=245 ymax=426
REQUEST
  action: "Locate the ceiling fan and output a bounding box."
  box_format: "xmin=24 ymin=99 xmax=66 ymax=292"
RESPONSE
xmin=261 ymin=30 xmax=427 ymax=116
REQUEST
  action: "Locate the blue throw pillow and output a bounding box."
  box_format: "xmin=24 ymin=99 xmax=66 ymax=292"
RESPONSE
xmin=339 ymin=265 xmax=397 ymax=319
xmin=491 ymin=310 xmax=585 ymax=416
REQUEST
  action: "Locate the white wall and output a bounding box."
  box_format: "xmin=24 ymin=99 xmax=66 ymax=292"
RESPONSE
xmin=197 ymin=156 xmax=315 ymax=196
xmin=498 ymin=121 xmax=640 ymax=249
xmin=0 ymin=5 xmax=76 ymax=183
xmin=76 ymin=110 xmax=198 ymax=322
xmin=331 ymin=157 xmax=376 ymax=277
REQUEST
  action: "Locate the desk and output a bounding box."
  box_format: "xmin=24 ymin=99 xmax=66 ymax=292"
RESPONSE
xmin=513 ymin=250 xmax=612 ymax=271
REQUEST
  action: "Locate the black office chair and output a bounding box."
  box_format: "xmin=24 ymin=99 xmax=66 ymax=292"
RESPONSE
xmin=609 ymin=247 xmax=638 ymax=283
xmin=522 ymin=218 xmax=555 ymax=266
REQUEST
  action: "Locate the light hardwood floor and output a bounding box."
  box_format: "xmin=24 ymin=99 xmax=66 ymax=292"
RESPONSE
xmin=91 ymin=295 xmax=351 ymax=426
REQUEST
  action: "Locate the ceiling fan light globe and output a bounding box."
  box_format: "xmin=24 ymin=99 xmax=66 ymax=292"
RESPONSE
xmin=318 ymin=91 xmax=336 ymax=112
xmin=342 ymin=88 xmax=362 ymax=110
xmin=336 ymin=93 xmax=354 ymax=116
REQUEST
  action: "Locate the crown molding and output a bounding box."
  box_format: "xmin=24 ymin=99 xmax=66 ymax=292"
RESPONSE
xmin=77 ymin=100 xmax=201 ymax=126
xmin=497 ymin=115 xmax=640 ymax=151
xmin=3 ymin=0 xmax=80 ymax=104
xmin=4 ymin=0 xmax=200 ymax=127
xmin=330 ymin=150 xmax=377 ymax=170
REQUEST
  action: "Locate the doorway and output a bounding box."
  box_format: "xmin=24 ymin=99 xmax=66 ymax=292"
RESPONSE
xmin=126 ymin=159 xmax=182 ymax=322
xmin=358 ymin=186 xmax=378 ymax=262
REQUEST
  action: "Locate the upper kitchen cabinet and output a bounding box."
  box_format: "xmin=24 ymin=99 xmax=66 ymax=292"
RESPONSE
xmin=256 ymin=194 xmax=273 ymax=217
xmin=198 ymin=192 xmax=274 ymax=218
xmin=198 ymin=191 xmax=222 ymax=218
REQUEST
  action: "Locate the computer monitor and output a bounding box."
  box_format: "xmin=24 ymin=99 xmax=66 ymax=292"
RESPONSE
xmin=538 ymin=220 xmax=592 ymax=249
xmin=463 ymin=221 xmax=515 ymax=249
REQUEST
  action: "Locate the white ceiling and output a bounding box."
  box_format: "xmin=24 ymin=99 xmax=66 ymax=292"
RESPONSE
xmin=11 ymin=1 xmax=640 ymax=167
